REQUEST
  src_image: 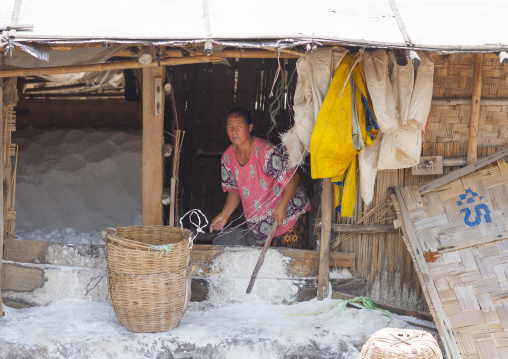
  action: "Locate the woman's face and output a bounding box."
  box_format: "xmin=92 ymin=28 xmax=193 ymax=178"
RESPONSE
xmin=226 ymin=114 xmax=253 ymax=146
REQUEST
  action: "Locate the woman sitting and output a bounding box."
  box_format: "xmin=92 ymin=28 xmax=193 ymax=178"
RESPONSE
xmin=209 ymin=108 xmax=311 ymax=249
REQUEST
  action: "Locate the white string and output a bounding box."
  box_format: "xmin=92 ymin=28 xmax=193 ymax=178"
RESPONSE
xmin=340 ymin=49 xmax=364 ymax=97
xmin=179 ymin=209 xmax=209 ymax=248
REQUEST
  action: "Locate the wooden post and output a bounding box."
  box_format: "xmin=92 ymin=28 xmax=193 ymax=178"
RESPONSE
xmin=467 ymin=53 xmax=483 ymax=165
xmin=142 ymin=50 xmax=164 ymax=225
xmin=317 ymin=178 xmax=333 ymax=300
xmin=0 ymin=77 xmax=4 ymax=316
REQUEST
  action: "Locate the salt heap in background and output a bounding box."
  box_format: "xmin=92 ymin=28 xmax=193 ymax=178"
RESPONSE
xmin=13 ymin=128 xmax=142 ymax=244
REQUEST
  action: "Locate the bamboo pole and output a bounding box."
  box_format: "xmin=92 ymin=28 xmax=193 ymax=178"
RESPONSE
xmin=467 ymin=53 xmax=483 ymax=165
xmin=0 ymin=55 xmax=223 ymax=78
xmin=142 ymin=59 xmax=164 ymax=225
xmin=0 ymin=79 xmax=4 ymax=317
xmin=432 ymin=97 xmax=508 ymax=106
xmin=317 ymin=178 xmax=333 ymax=300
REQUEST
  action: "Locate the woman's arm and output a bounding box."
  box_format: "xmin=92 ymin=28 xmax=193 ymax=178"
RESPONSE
xmin=273 ymin=171 xmax=300 ymax=223
xmin=210 ymin=191 xmax=242 ymax=232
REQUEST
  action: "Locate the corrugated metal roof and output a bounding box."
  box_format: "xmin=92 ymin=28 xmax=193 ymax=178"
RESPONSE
xmin=1 ymin=0 xmax=508 ymax=52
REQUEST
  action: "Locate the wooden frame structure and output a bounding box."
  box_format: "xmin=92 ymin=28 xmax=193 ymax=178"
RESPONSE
xmin=1 ymin=40 xmax=508 ymax=327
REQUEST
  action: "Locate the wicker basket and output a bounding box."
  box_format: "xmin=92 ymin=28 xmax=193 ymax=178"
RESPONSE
xmin=359 ymin=328 xmax=443 ymax=359
xmin=103 ymin=225 xmax=194 ymax=333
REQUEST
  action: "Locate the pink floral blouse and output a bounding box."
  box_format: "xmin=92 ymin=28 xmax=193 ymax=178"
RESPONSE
xmin=221 ymin=137 xmax=311 ymax=246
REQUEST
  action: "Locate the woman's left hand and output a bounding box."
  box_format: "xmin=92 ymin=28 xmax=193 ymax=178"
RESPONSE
xmin=272 ymin=204 xmax=287 ymax=225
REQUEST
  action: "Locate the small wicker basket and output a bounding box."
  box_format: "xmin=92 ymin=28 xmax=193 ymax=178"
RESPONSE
xmin=103 ymin=225 xmax=194 ymax=333
xmin=360 ymin=328 xmax=443 ymax=359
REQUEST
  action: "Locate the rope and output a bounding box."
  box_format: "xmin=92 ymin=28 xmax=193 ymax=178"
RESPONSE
xmin=85 ymin=273 xmax=107 ymax=296
xmin=179 ymin=209 xmax=208 ymax=248
xmin=267 ymin=52 xmax=286 ymax=137
xmin=151 ymin=244 xmax=173 ymax=258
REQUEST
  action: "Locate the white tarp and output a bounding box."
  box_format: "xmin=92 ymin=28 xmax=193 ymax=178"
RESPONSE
xmin=1 ymin=0 xmax=508 ymax=51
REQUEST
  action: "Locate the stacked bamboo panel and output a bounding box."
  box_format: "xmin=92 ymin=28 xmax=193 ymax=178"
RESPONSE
xmin=394 ymin=158 xmax=508 ymax=358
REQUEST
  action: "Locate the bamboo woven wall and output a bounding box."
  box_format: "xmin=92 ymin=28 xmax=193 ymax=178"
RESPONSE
xmin=336 ymin=54 xmax=508 ymax=310
xmin=428 ymin=54 xmax=508 ymax=145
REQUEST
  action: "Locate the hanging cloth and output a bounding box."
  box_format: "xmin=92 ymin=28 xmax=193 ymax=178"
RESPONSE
xmin=281 ymin=47 xmax=348 ymax=168
xmin=359 ymin=50 xmax=434 ymax=205
xmin=310 ymin=53 xmax=379 ymax=217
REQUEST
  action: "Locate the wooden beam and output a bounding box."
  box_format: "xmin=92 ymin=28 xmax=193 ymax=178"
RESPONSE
xmin=315 ymin=223 xmax=398 ymax=234
xmin=467 ymin=53 xmax=483 ymax=165
xmin=191 ymin=245 xmax=355 ymax=278
xmin=394 ymin=187 xmax=462 ymax=359
xmin=418 ymin=148 xmax=508 ymax=193
xmin=142 ymin=56 xmax=164 ymax=225
xmin=331 ymin=290 xmax=433 ymax=322
xmin=0 ymin=55 xmax=223 ymax=78
xmin=0 ymin=79 xmax=3 ymax=317
xmin=317 ymin=178 xmax=333 ymax=300
xmin=431 ymin=97 xmax=508 ymax=106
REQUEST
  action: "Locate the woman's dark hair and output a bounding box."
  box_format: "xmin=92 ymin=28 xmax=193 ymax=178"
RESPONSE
xmin=225 ymin=108 xmax=253 ymax=126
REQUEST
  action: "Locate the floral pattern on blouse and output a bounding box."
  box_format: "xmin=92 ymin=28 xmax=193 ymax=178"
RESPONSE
xmin=221 ymin=137 xmax=311 ymax=246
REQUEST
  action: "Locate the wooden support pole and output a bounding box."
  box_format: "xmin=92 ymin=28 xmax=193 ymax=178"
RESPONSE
xmin=317 ymin=178 xmax=333 ymax=300
xmin=0 ymin=78 xmax=4 ymax=317
xmin=467 ymin=53 xmax=483 ymax=165
xmin=0 ymin=55 xmax=223 ymax=78
xmin=142 ymin=56 xmax=164 ymax=225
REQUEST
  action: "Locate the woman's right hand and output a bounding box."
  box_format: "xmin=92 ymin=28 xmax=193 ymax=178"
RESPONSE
xmin=210 ymin=214 xmax=227 ymax=232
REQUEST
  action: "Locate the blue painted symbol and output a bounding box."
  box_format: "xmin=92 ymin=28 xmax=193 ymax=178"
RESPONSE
xmin=457 ymin=189 xmax=491 ymax=227
xmin=457 ymin=188 xmax=484 ymax=207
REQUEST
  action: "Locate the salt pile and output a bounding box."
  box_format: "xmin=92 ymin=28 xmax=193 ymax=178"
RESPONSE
xmin=13 ymin=128 xmax=142 ymax=244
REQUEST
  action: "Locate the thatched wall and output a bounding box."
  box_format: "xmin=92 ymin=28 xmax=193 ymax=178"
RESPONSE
xmin=335 ymin=54 xmax=508 ymax=311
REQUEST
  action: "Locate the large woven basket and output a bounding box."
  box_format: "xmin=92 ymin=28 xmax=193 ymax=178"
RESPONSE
xmin=360 ymin=328 xmax=443 ymax=359
xmin=103 ymin=225 xmax=194 ymax=333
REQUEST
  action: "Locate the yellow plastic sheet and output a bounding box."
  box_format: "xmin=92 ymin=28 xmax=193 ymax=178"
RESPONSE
xmin=311 ymin=54 xmax=378 ymax=217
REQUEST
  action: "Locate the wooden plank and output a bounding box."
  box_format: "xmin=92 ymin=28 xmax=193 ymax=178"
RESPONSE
xmin=395 ymin=187 xmax=463 ymax=359
xmin=318 ymin=178 xmax=333 ymax=300
xmin=467 ymin=53 xmax=483 ymax=165
xmin=1 ymin=263 xmax=45 ymax=292
xmin=190 ymin=278 xmax=320 ymax=303
xmin=0 ymin=81 xmax=3 ymax=316
xmin=331 ymin=290 xmax=434 ymax=322
xmin=191 ymin=245 xmax=355 ymax=278
xmin=331 ymin=278 xmax=366 ymax=297
xmin=329 ymin=251 xmax=355 ymax=268
xmin=419 ymin=149 xmax=508 ymax=194
xmin=437 ymin=230 xmax=508 ymax=254
xmin=0 ymin=56 xmax=224 ymax=78
xmin=3 ymin=239 xmax=105 ymax=267
xmin=142 ymin=62 xmax=164 ymax=225
xmin=412 ymin=156 xmax=444 ymax=175
xmin=314 ymin=223 xmax=398 ymax=234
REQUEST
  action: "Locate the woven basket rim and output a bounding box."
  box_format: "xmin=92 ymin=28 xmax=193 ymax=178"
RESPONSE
xmin=103 ymin=225 xmax=194 ymax=250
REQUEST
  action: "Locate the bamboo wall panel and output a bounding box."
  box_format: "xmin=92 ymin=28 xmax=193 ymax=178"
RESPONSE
xmin=429 ymin=54 xmax=508 ymax=145
xmin=395 ymin=159 xmax=508 ymax=359
xmin=336 ymin=144 xmax=506 ymax=311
